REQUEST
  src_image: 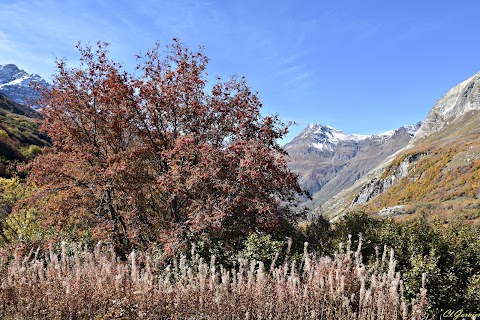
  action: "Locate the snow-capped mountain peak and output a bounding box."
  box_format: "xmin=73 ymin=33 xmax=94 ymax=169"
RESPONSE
xmin=303 ymin=123 xmax=367 ymax=139
xmin=284 ymin=122 xmax=421 ymax=207
xmin=0 ymin=64 xmax=50 ymax=106
xmin=298 ymin=123 xmax=420 ymax=152
xmin=306 ymin=125 xmax=367 ymax=151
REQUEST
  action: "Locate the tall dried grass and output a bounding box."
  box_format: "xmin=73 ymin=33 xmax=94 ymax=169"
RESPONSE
xmin=0 ymin=239 xmax=426 ymax=319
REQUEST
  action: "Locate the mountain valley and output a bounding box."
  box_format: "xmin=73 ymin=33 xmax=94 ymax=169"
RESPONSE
xmin=304 ymin=72 xmax=480 ymax=224
xmin=285 ymin=122 xmax=421 ymax=209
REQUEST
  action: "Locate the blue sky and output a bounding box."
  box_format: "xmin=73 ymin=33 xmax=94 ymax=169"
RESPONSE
xmin=1 ymin=0 xmax=479 ymax=142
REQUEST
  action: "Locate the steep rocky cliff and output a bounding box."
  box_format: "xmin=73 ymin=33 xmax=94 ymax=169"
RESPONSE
xmin=351 ymin=151 xmax=427 ymax=206
xmin=414 ymin=72 xmax=480 ymax=142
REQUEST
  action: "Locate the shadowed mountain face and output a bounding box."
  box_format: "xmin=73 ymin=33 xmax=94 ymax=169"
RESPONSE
xmin=285 ymin=123 xmax=420 ymax=208
xmin=0 ymin=92 xmax=39 ymax=118
xmin=321 ymin=72 xmax=480 ymax=223
xmin=0 ymin=92 xmax=49 ymax=177
xmin=0 ymin=64 xmax=50 ymax=106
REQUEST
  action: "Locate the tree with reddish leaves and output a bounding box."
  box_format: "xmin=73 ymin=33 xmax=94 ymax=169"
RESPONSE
xmin=29 ymin=40 xmax=302 ymax=257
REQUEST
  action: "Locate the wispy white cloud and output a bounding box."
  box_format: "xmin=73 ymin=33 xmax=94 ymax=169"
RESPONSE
xmin=0 ymin=30 xmax=56 ymax=78
xmin=275 ymin=61 xmax=313 ymax=93
xmin=0 ymin=0 xmax=161 ymax=76
xmin=0 ymin=1 xmax=101 ymax=75
xmin=389 ymin=18 xmax=448 ymax=44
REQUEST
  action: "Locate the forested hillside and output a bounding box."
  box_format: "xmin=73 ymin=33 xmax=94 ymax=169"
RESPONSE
xmin=0 ymin=92 xmax=48 ymax=177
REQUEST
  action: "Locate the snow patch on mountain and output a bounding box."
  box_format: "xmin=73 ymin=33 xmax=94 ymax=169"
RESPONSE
xmin=0 ymin=64 xmax=50 ymax=106
xmin=0 ymin=75 xmax=30 ymax=88
xmin=305 ymin=123 xmax=419 ymax=152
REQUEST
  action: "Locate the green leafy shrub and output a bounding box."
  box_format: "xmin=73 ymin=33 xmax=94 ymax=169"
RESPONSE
xmin=333 ymin=211 xmax=380 ymax=261
xmin=297 ymin=214 xmax=333 ymax=255
xmin=335 ymin=212 xmax=480 ymax=316
xmin=238 ymin=232 xmax=284 ymax=264
xmin=0 ymin=177 xmax=41 ymax=245
xmin=21 ymin=145 xmax=42 ymax=160
xmin=466 ymin=273 xmax=480 ymax=309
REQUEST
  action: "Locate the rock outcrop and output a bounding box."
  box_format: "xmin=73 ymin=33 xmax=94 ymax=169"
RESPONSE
xmin=414 ymin=72 xmax=480 ymax=142
xmin=351 ymin=152 xmax=427 ymax=206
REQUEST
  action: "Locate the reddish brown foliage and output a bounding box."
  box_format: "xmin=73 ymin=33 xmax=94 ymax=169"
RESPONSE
xmin=29 ymin=40 xmax=301 ymax=255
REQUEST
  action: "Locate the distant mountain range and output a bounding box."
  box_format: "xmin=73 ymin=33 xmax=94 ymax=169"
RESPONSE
xmin=294 ymin=71 xmax=480 ymax=224
xmin=284 ymin=122 xmax=421 ymax=209
xmin=0 ymin=64 xmax=50 ymax=106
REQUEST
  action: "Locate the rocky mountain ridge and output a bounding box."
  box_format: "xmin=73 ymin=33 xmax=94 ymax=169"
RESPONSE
xmin=292 ymin=123 xmax=418 ymax=152
xmin=413 ymin=72 xmax=480 ymax=142
xmin=285 ymin=122 xmax=421 ymax=209
xmin=0 ymin=64 xmax=50 ymax=106
xmin=321 ymin=71 xmax=480 ymax=223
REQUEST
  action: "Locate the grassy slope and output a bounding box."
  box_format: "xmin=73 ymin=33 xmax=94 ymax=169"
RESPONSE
xmin=360 ymin=111 xmax=480 ymax=225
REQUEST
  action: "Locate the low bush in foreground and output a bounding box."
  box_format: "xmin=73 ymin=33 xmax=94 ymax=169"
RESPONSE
xmin=0 ymin=240 xmax=426 ymax=319
xmin=335 ymin=212 xmax=480 ymax=314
